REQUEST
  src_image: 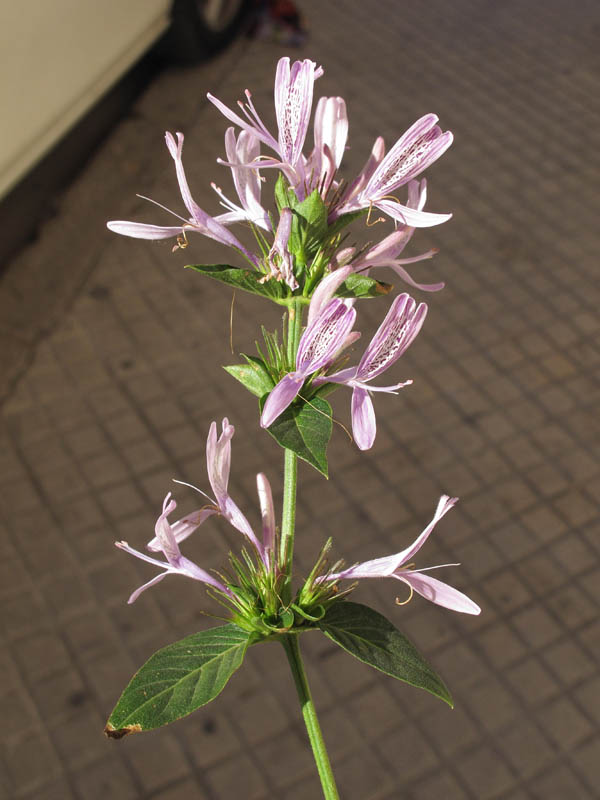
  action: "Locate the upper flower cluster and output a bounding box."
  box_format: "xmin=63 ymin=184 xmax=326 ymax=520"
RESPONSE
xmin=108 ymin=57 xmax=452 ymax=296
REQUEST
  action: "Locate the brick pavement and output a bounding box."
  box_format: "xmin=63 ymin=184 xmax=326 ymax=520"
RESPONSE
xmin=1 ymin=1 xmax=599 ymax=798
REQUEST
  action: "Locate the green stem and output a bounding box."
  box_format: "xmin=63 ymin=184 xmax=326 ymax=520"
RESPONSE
xmin=279 ymin=299 xmax=303 ymax=598
xmin=282 ymin=634 xmax=340 ymax=800
xmin=279 ymin=301 xmax=339 ymax=797
xmin=279 ymin=447 xmax=297 ymax=581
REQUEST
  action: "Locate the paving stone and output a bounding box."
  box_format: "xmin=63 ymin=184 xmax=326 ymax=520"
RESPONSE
xmin=529 ymin=763 xmax=594 ymax=800
xmin=73 ymin=755 xmax=139 ymax=800
xmin=5 ymin=729 xmax=62 ymax=797
xmin=206 ymin=752 xmax=267 ymax=799
xmin=456 ymin=744 xmax=515 ymax=799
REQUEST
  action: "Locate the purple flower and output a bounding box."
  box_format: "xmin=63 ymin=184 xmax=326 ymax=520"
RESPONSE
xmin=147 ymin=418 xmax=266 ymax=563
xmin=107 ymin=132 xmax=257 ymax=264
xmin=212 ymin=128 xmax=271 ymax=232
xmin=333 ymin=115 xmax=453 ymax=228
xmin=260 ymin=298 xmax=357 ymax=428
xmin=116 ymin=493 xmax=234 ymax=604
xmin=316 ymin=293 xmax=427 ymax=450
xmin=325 ymin=496 xmax=480 ymax=614
xmin=208 ymin=57 xmax=323 ymax=189
xmin=351 ymin=180 xmax=444 ymax=292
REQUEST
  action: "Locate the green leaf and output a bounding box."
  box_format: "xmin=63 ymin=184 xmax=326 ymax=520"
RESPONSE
xmin=260 ymin=394 xmax=333 ymax=477
xmin=224 ymin=355 xmax=275 ymax=398
xmin=335 ymin=273 xmax=393 ymax=299
xmin=319 ymin=602 xmax=453 ymax=707
xmin=185 ymin=264 xmax=288 ymax=303
xmin=105 ymin=625 xmax=251 ymax=737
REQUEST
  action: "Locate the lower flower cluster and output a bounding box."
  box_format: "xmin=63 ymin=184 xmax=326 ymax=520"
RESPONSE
xmin=117 ymin=418 xmax=480 ymax=628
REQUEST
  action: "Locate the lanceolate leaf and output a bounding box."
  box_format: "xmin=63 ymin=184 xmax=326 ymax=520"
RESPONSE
xmin=185 ymin=264 xmax=288 ymax=303
xmin=260 ymin=395 xmax=333 ymax=477
xmin=224 ymin=355 xmax=275 ymax=398
xmin=319 ymin=601 xmax=453 ymax=707
xmin=335 ymin=273 xmax=392 ymax=300
xmin=105 ymin=625 xmax=251 ymax=737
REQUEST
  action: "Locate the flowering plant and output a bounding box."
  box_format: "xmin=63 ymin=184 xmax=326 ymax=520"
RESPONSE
xmin=105 ymin=58 xmax=480 ymax=798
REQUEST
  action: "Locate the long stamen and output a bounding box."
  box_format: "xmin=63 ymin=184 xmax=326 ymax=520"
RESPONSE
xmin=136 ymin=194 xmax=189 ymax=223
xmin=395 ymin=584 xmax=414 ymax=606
xmin=172 ymin=478 xmax=215 ymax=505
xmin=366 ymin=202 xmax=386 ymax=227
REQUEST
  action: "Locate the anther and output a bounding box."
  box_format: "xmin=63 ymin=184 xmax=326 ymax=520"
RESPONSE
xmin=172 ymin=231 xmax=189 ymax=252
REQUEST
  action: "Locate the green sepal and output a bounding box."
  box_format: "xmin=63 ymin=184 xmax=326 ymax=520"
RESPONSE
xmin=260 ymin=394 xmax=333 ymax=478
xmin=224 ymin=355 xmax=275 ymax=398
xmin=319 ymin=601 xmax=453 ymax=707
xmin=335 ymin=273 xmax=393 ymax=300
xmin=291 ymin=602 xmax=326 ymax=623
xmin=185 ymin=264 xmax=288 ymax=303
xmin=105 ymin=624 xmax=252 ymax=737
xmin=279 ymin=608 xmax=296 ymax=628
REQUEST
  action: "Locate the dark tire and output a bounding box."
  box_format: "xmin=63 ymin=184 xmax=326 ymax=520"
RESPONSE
xmin=159 ymin=0 xmax=251 ymax=65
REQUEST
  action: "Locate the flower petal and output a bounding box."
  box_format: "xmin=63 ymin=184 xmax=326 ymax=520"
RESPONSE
xmin=275 ymin=58 xmax=320 ymax=167
xmin=396 ymin=572 xmax=480 ymax=614
xmin=146 ymin=507 xmax=218 ymax=551
xmin=127 ymin=572 xmax=169 ymax=604
xmin=387 ymin=260 xmax=445 ymax=293
xmin=178 ymin=555 xmax=234 ymax=597
xmin=257 ymin=473 xmax=276 ymax=557
xmin=375 ymin=198 xmax=452 ymax=228
xmin=207 ymin=418 xmax=235 ymax=504
xmin=388 ymin=495 xmax=458 ymax=571
xmin=106 ymin=221 xmax=183 ymax=240
xmin=207 ymin=92 xmax=278 ymax=152
xmin=165 ymin=132 xmax=203 ymax=222
xmin=260 ymin=372 xmax=304 ymax=428
xmin=307 ymin=265 xmax=353 ymax=327
xmin=351 ymin=386 xmax=376 ymax=450
xmin=365 ymin=115 xmax=452 ymax=196
xmin=153 ymin=493 xmax=182 ymax=566
xmin=357 ymin=293 xmax=427 ymax=381
xmin=297 ymin=298 xmax=357 ymax=373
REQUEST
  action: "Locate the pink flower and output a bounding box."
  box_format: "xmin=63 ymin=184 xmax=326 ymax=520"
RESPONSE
xmin=212 ymin=128 xmax=271 ymax=231
xmin=115 ymin=493 xmax=234 ymax=604
xmin=208 ymin=57 xmax=323 ymax=189
xmin=351 ymin=180 xmax=444 ymax=292
xmin=107 ymin=132 xmax=257 ymax=264
xmin=260 ymin=298 xmax=357 ymax=428
xmin=324 ymin=496 xmax=480 ymax=614
xmin=146 ymin=418 xmax=266 ymax=563
xmin=315 ymin=293 xmax=427 ymax=450
xmin=333 ymin=115 xmax=453 ymax=228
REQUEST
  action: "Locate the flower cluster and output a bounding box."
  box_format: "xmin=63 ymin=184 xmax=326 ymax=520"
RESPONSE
xmin=117 ymin=418 xmax=479 ymax=620
xmin=108 ymin=56 xmax=451 ymax=293
xmin=117 ymin=419 xmax=274 ymax=600
xmin=109 ymin=56 xmax=479 ymax=623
